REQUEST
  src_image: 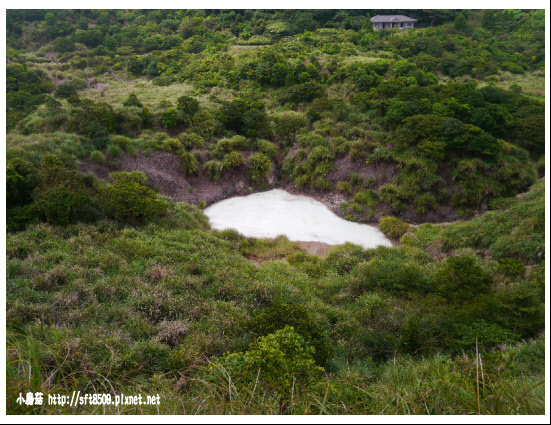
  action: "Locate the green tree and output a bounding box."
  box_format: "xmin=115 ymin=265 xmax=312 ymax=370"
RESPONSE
xmin=123 ymin=93 xmax=143 ymax=108
xmin=67 ymin=100 xmax=116 ymax=137
xmin=179 ymin=152 xmax=199 ymax=175
xmin=219 ymin=97 xmax=269 ymax=138
xmin=73 ymin=29 xmax=104 ymax=47
xmin=161 ymin=108 xmax=180 ymax=129
xmin=280 ymin=81 xmax=324 ymax=104
xmin=33 ymin=155 xmax=94 ymax=226
xmin=482 ymin=10 xmax=495 ymax=30
xmin=176 ymin=95 xmax=200 ymax=116
xmin=54 ymin=83 xmax=77 ymax=99
xmin=6 ymin=158 xmax=38 ymax=209
xmin=362 ymin=13 xmax=374 ymax=33
xmin=272 ymin=111 xmax=307 ymax=145
xmin=453 ymin=13 xmax=468 ymax=31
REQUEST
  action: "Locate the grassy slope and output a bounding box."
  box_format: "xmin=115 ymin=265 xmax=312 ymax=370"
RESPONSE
xmin=5 ymin=10 xmax=546 ymax=415
xmin=6 ymin=183 xmax=545 ymax=414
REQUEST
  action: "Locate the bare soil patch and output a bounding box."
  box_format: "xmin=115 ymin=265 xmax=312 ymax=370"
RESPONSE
xmin=79 ymin=149 xmax=255 ymax=206
xmin=80 ymin=148 xmax=467 ymax=227
xmin=296 ymin=241 xmax=332 ymax=258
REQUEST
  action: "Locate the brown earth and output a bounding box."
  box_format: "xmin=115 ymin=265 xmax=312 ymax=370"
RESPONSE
xmin=296 ymin=241 xmax=333 ymax=258
xmin=329 ymin=156 xmax=397 ymax=185
xmin=88 ymin=78 xmax=107 ymax=92
xmin=79 ymin=148 xmax=464 ymax=225
xmin=79 ymin=149 xmax=258 ymax=206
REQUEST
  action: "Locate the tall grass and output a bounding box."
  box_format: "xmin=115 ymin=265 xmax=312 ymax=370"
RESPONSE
xmin=5 ymin=182 xmax=545 ymax=415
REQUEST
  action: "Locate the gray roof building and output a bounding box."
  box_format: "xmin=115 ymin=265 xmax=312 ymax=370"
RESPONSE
xmin=371 ymin=15 xmax=417 ymax=29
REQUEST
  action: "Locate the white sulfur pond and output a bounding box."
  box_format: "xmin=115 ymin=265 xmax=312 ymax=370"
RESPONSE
xmin=204 ymin=189 xmax=393 ymax=249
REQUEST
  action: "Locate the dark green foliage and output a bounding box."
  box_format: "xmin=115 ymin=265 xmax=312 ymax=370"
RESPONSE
xmin=453 ymin=13 xmax=468 ymax=32
xmin=217 ymin=326 xmax=324 ymax=403
xmin=218 ymin=97 xmax=269 ymax=138
xmin=67 ymin=94 xmax=81 ymax=106
xmin=100 ymin=173 xmax=169 ymax=221
xmin=272 ymin=112 xmax=307 ymax=145
xmin=177 ymin=95 xmax=200 ymax=116
xmin=32 ymin=155 xmax=96 ymax=226
xmin=432 ymin=256 xmax=492 ymax=302
xmin=245 ymin=304 xmax=333 ymax=367
xmin=67 ymin=100 xmax=116 ymax=137
xmin=183 ymin=35 xmax=206 ymax=53
xmin=451 ymin=320 xmax=520 ymax=352
xmin=204 ymin=160 xmax=224 ymax=182
xmin=493 ymin=283 xmax=544 ymax=338
xmin=6 ymin=158 xmax=38 ymax=209
xmin=160 ymin=108 xmax=180 ymax=129
xmin=73 ymin=29 xmax=104 ymax=47
xmin=179 ymin=152 xmax=199 ymax=175
xmin=34 ymin=185 xmax=92 ymax=227
xmin=123 ymin=93 xmax=143 ymax=108
xmin=126 ymin=55 xmax=146 ymax=76
xmin=351 ymin=257 xmax=429 ymax=296
xmin=280 ymin=81 xmax=325 ymax=104
xmin=481 ymin=10 xmax=495 ymax=30
xmin=45 ymin=96 xmax=63 ymax=110
xmin=6 ymin=64 xmax=53 ymax=129
xmin=55 ymin=83 xmax=79 ymax=99
xmin=256 ymin=140 xmax=279 ymax=160
xmin=222 ymin=151 xmax=245 ymax=170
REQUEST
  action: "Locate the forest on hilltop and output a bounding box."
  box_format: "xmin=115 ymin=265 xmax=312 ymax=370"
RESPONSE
xmin=5 ymin=9 xmax=546 ymax=415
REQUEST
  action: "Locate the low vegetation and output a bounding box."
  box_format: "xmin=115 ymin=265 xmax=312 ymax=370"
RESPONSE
xmin=5 ymin=8 xmax=545 ymax=415
xmin=6 ymin=182 xmax=545 ymax=414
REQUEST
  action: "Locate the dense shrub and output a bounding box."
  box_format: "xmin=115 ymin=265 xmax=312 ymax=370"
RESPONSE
xmin=6 ymin=158 xmax=38 ymax=209
xmin=204 ymin=160 xmax=224 ymax=182
xmin=218 ymin=97 xmax=269 ymax=138
xmin=379 ymin=216 xmax=409 ymax=239
xmin=256 ymin=140 xmax=279 ymax=160
xmin=160 ymin=108 xmax=180 ymax=129
xmin=100 ymin=173 xmax=169 ymax=221
xmin=54 ymin=83 xmax=78 ymax=99
xmin=217 ymin=326 xmax=324 ymax=402
xmin=280 ymin=81 xmax=324 ymax=104
xmin=351 ymin=257 xmax=429 ymax=296
xmin=123 ymin=93 xmax=143 ymax=108
xmin=176 ymin=95 xmax=200 ymax=116
xmin=89 ymin=150 xmax=105 ymax=164
xmin=34 ymin=185 xmax=92 ymax=226
xmin=222 ymin=151 xmax=245 ymax=170
xmin=67 ymin=100 xmax=116 ymax=137
xmin=432 ymin=256 xmax=492 ymax=301
xmin=248 ymin=153 xmax=272 ymax=184
xmin=32 ymin=154 xmax=96 ymax=226
xmin=272 ymin=112 xmax=308 ymax=144
xmin=245 ymin=304 xmax=333 ymax=367
xmin=179 ymin=152 xmax=199 ymax=175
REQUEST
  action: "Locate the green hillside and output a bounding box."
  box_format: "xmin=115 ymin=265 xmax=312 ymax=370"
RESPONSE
xmin=5 ymin=9 xmax=546 ymax=415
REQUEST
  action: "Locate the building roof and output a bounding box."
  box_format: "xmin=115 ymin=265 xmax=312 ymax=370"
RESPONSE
xmin=371 ymin=15 xmax=418 ymax=23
